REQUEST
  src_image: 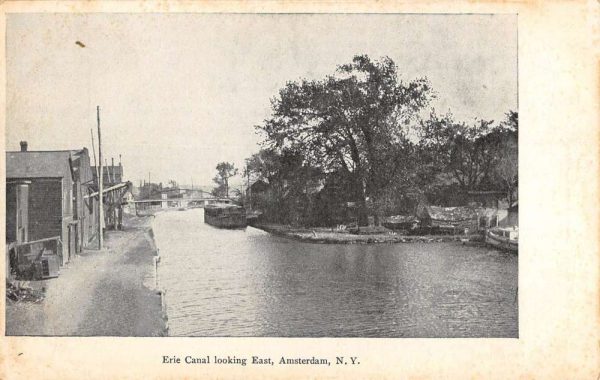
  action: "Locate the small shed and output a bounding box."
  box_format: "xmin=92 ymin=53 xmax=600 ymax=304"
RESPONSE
xmin=475 ymin=207 xmax=509 ymax=230
xmin=500 ymin=201 xmax=518 ymax=227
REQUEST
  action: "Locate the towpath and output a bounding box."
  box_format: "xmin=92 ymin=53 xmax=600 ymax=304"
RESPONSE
xmin=5 ymin=215 xmax=166 ymax=336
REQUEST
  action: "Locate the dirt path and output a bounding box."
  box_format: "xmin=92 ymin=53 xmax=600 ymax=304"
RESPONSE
xmin=5 ymin=215 xmax=166 ymax=336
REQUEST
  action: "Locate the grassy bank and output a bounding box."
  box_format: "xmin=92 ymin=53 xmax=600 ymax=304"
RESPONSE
xmin=253 ymin=223 xmax=484 ymax=245
xmin=6 ymin=214 xmax=167 ymax=336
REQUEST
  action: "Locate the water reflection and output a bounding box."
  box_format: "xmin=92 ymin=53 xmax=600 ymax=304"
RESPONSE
xmin=154 ymin=209 xmax=517 ymax=337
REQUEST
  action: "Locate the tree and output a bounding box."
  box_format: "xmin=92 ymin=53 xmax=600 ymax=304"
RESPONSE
xmin=418 ymin=110 xmax=518 ymax=204
xmin=258 ymin=55 xmax=434 ymax=225
xmin=419 ymin=111 xmax=499 ymax=192
xmin=493 ymin=111 xmax=518 ymax=203
xmin=245 ymin=148 xmax=324 ymax=225
xmin=212 ymin=162 xmax=238 ymax=198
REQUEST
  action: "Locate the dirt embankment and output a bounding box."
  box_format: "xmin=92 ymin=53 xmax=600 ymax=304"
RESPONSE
xmin=6 ymin=214 xmax=167 ymax=337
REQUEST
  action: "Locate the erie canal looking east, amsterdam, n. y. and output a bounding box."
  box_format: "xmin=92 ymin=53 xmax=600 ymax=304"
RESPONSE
xmin=154 ymin=209 xmax=518 ymax=338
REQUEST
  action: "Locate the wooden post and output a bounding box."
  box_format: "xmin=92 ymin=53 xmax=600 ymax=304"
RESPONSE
xmin=97 ymin=106 xmax=104 ymax=249
xmin=247 ymin=164 xmax=250 ymax=209
xmin=90 ymin=128 xmax=101 ymax=244
xmin=118 ymin=203 xmax=123 ymax=229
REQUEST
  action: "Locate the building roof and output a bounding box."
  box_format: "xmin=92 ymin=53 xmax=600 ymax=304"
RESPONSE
xmin=6 ymin=151 xmax=74 ymax=180
xmin=249 ymin=179 xmax=269 ymax=191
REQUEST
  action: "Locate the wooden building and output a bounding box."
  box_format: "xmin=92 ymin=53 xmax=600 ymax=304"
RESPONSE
xmin=6 ymin=142 xmax=99 ymax=265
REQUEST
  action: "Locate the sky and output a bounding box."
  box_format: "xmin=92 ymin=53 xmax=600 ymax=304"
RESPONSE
xmin=6 ymin=13 xmax=517 ymax=187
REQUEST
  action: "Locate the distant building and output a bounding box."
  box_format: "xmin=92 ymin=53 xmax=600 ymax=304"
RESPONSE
xmin=92 ymin=163 xmax=123 ymax=186
xmin=93 ymin=162 xmax=132 ymax=229
xmin=245 ymin=179 xmax=269 ymax=210
xmin=6 ymin=142 xmax=99 ymax=264
xmin=248 ymin=179 xmax=269 ymax=195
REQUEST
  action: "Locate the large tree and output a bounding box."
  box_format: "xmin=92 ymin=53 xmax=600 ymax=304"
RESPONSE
xmin=258 ymin=55 xmax=434 ymax=225
xmin=212 ymin=162 xmax=238 ymax=198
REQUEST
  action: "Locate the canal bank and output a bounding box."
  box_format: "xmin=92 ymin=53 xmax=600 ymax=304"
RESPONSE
xmin=252 ymin=223 xmax=484 ymax=245
xmin=6 ymin=214 xmax=167 ymax=336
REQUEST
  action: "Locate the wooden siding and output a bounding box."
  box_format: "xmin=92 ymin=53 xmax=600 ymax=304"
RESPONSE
xmin=5 ymin=183 xmax=28 ymax=243
xmin=27 ymin=179 xmax=63 ymax=241
xmin=23 ymin=178 xmax=74 ymax=264
xmin=6 ymin=184 xmax=17 ymax=242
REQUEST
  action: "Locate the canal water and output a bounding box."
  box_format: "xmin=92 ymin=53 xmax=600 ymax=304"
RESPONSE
xmin=153 ymin=209 xmax=518 ymax=337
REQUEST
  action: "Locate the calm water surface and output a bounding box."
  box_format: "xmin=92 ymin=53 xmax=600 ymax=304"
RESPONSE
xmin=153 ymin=209 xmax=517 ymax=337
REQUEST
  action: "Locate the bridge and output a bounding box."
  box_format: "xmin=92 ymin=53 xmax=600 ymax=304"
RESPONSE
xmin=131 ymin=197 xmax=235 ymax=211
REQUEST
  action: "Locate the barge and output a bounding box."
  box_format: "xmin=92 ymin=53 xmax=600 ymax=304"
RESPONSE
xmin=204 ymin=204 xmax=247 ymax=229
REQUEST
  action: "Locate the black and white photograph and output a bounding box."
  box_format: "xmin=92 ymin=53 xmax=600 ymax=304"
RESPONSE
xmin=5 ymin=13 xmax=520 ymax=339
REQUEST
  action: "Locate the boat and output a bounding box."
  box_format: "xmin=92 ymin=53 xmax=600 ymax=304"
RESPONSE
xmin=485 ymin=226 xmax=518 ymax=252
xmin=204 ymin=204 xmax=247 ymax=229
xmin=245 ymin=209 xmax=262 ymax=226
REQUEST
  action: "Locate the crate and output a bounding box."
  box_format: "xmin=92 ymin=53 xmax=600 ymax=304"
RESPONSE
xmin=34 ymin=255 xmax=60 ymax=279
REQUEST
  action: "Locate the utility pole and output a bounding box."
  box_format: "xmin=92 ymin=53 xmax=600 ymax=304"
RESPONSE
xmin=97 ymin=106 xmax=104 ymax=249
xmin=90 ymin=128 xmax=99 ymax=184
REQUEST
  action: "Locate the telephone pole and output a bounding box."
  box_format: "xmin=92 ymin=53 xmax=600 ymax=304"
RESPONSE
xmin=90 ymin=128 xmax=99 ymax=184
xmin=97 ymin=106 xmax=104 ymax=249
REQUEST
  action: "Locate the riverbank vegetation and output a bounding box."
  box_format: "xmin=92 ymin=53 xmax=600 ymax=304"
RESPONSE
xmin=241 ymin=55 xmax=517 ymax=228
